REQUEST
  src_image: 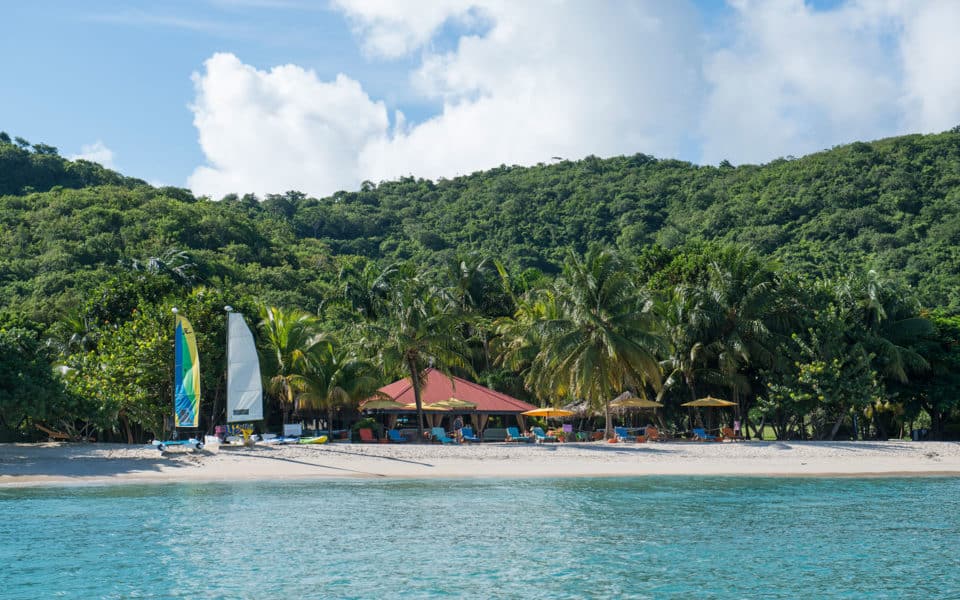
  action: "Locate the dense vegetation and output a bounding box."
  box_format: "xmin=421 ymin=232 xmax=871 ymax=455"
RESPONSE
xmin=1 ymin=129 xmax=959 ymax=443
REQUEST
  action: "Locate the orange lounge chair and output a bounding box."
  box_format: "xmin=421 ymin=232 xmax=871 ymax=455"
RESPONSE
xmin=722 ymin=427 xmax=744 ymax=442
xmin=358 ymin=427 xmax=377 ymax=443
xmin=644 ymin=426 xmax=662 ymax=442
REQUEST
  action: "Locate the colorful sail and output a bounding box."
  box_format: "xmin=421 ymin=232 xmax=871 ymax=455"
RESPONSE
xmin=226 ymin=312 xmax=263 ymax=423
xmin=174 ymin=314 xmax=201 ymax=428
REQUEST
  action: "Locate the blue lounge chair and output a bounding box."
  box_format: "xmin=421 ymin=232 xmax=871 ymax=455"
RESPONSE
xmin=531 ymin=426 xmax=557 ymax=443
xmin=692 ymin=427 xmax=717 ymax=441
xmin=506 ymin=427 xmax=532 ymax=443
xmin=615 ymin=426 xmax=636 ymax=442
xmin=461 ymin=426 xmax=480 ymax=443
xmin=387 ymin=429 xmax=407 ymax=443
xmin=431 ymin=427 xmax=456 ymax=444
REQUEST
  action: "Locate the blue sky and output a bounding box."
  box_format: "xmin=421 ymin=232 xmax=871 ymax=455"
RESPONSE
xmin=2 ymin=1 xmax=958 ymax=198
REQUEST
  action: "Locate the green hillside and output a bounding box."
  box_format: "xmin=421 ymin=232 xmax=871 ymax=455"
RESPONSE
xmin=3 ymin=129 xmax=959 ymax=323
xmin=2 ymin=129 xmax=960 ymax=443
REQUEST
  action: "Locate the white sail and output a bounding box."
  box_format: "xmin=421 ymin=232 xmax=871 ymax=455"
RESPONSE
xmin=227 ymin=312 xmax=263 ymax=423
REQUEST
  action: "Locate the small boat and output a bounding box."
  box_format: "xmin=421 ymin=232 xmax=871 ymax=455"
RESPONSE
xmin=298 ymin=436 xmax=328 ymax=445
xmin=156 ymin=309 xmax=203 ymax=453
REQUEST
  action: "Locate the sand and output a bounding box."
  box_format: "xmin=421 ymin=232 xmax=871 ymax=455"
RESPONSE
xmin=2 ymin=439 xmax=960 ymax=487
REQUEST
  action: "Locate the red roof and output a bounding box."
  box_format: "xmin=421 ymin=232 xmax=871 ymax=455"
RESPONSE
xmin=376 ymin=369 xmax=537 ymax=413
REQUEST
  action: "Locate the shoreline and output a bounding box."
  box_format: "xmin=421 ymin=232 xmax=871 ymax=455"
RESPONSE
xmin=2 ymin=440 xmax=959 ymax=488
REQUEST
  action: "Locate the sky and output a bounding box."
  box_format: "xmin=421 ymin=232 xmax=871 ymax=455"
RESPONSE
xmin=2 ymin=0 xmax=959 ymax=199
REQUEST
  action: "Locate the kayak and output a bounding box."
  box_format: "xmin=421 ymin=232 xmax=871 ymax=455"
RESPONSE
xmin=298 ymin=436 xmax=328 ymax=445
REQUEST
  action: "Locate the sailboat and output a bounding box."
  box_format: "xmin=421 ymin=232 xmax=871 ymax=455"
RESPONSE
xmin=220 ymin=307 xmax=264 ymax=446
xmin=154 ymin=308 xmax=205 ymax=452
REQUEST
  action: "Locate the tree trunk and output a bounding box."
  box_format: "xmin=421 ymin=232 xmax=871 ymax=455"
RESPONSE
xmin=208 ymin=379 xmax=224 ymax=435
xmin=749 ymin=414 xmax=764 ymax=441
xmin=122 ymin=414 xmax=134 ymax=444
xmin=828 ymin=408 xmax=846 ymax=441
xmin=327 ymin=407 xmax=334 ymax=440
xmin=409 ymin=360 xmax=426 ymax=442
xmin=873 ymin=411 xmax=887 ymax=441
xmin=604 ymin=400 xmax=613 ymax=439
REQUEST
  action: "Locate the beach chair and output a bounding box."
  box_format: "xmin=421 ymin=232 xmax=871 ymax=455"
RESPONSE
xmin=644 ymin=425 xmax=662 ymax=442
xmin=506 ymin=427 xmax=532 ymax=443
xmin=431 ymin=427 xmax=456 ymax=444
xmin=614 ymin=426 xmax=636 ymax=442
xmin=481 ymin=428 xmax=508 ymax=442
xmin=531 ymin=426 xmax=557 ymax=443
xmin=721 ymin=427 xmax=744 ymax=442
xmin=460 ymin=426 xmax=480 ymax=443
xmin=692 ymin=427 xmax=717 ymax=441
xmin=387 ymin=429 xmax=407 ymax=443
xmin=358 ymin=428 xmax=377 ymax=443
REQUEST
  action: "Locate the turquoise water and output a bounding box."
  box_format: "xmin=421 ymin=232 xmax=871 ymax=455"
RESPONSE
xmin=2 ymin=477 xmax=959 ymax=598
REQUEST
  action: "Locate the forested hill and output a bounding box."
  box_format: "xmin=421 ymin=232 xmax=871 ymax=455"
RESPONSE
xmin=2 ymin=129 xmax=960 ymax=324
xmin=0 ymin=133 xmax=144 ymax=195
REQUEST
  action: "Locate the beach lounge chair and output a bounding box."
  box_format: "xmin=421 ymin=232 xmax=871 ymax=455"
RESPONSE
xmin=387 ymin=429 xmax=407 ymax=443
xmin=531 ymin=426 xmax=557 ymax=443
xmin=644 ymin=425 xmax=662 ymax=441
xmin=506 ymin=427 xmax=532 ymax=443
xmin=482 ymin=428 xmax=508 ymax=442
xmin=460 ymin=426 xmax=480 ymax=443
xmin=721 ymin=427 xmax=744 ymax=442
xmin=614 ymin=426 xmax=636 ymax=442
xmin=431 ymin=427 xmax=456 ymax=444
xmin=359 ymin=428 xmax=377 ymax=443
xmin=692 ymin=427 xmax=717 ymax=441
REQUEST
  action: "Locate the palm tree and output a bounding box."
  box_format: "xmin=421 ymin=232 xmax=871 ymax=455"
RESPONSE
xmin=367 ymin=278 xmax=472 ymax=442
xmin=291 ymin=336 xmax=383 ymax=439
xmin=657 ymin=285 xmax=717 ymax=404
xmin=704 ymin=245 xmax=794 ymax=435
xmin=527 ymin=247 xmax=663 ymax=439
xmin=257 ymin=305 xmax=321 ymax=423
xmin=843 ymin=270 xmax=931 ymax=384
xmin=335 ymin=260 xmax=404 ymax=321
xmin=443 ymin=252 xmax=507 ymax=372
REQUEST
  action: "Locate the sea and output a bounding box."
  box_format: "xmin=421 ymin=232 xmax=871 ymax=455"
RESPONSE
xmin=2 ymin=476 xmax=958 ymax=599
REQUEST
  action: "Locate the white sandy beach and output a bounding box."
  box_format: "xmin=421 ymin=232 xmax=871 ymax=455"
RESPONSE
xmin=2 ymin=440 xmax=960 ymax=487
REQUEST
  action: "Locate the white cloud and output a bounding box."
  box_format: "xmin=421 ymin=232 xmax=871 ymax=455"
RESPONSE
xmin=186 ymin=1 xmax=960 ymax=198
xmin=896 ymin=1 xmax=960 ymax=133
xmin=187 ymin=53 xmax=389 ymax=199
xmin=332 ymin=0 xmax=479 ymax=59
xmin=70 ymin=141 xmax=116 ymax=169
xmin=358 ymin=2 xmax=703 ymax=183
xmin=189 ymin=2 xmax=703 ymax=197
xmin=701 ymin=0 xmax=960 ymax=165
xmin=700 ymin=0 xmax=902 ymax=164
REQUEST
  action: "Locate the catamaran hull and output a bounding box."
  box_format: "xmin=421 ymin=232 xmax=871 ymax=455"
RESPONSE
xmin=153 ymin=438 xmax=204 ymax=452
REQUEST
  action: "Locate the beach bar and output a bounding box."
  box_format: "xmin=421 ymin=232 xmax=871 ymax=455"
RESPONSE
xmin=366 ymin=369 xmax=537 ymax=439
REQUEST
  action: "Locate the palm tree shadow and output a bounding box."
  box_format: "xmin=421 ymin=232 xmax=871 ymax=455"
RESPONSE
xmin=233 ymin=452 xmax=389 ymax=477
xmin=298 ymin=445 xmax=435 ymax=467
xmin=560 ymin=443 xmax=673 ymax=455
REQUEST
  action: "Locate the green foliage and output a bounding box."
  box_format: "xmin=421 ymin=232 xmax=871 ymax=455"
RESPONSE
xmin=0 ymin=328 xmax=70 ymax=432
xmin=4 ymin=128 xmax=960 ymax=441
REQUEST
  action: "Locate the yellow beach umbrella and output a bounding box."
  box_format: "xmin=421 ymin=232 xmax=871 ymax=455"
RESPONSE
xmin=522 ymin=407 xmax=576 ymax=418
xmin=404 ymin=403 xmax=451 ymax=411
xmin=611 ymin=397 xmax=664 ymax=409
xmin=433 ymin=398 xmax=478 ymax=410
xmin=681 ymin=396 xmax=737 ymax=407
xmin=361 ymin=399 xmax=409 ymax=411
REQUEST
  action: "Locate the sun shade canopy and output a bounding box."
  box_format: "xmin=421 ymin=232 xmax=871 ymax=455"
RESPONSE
xmin=681 ymin=396 xmax=737 ymax=407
